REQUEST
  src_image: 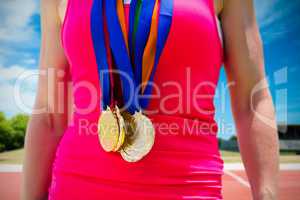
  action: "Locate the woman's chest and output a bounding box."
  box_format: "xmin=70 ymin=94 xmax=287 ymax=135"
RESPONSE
xmin=62 ymin=0 xmax=223 ymax=83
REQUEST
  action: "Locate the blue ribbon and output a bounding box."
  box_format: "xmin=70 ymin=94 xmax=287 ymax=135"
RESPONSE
xmin=105 ymin=0 xmax=139 ymax=113
xmin=128 ymin=0 xmax=138 ymax=59
xmin=133 ymin=0 xmax=156 ymax=86
xmin=90 ymin=0 xmax=174 ymax=112
xmin=90 ymin=0 xmax=111 ymax=109
xmin=140 ymin=0 xmax=174 ymax=108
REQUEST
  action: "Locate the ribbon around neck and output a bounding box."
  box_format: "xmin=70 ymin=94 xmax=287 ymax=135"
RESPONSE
xmin=105 ymin=0 xmax=138 ymax=114
xmin=90 ymin=0 xmax=174 ymax=113
xmin=140 ymin=0 xmax=174 ymax=108
xmin=90 ymin=0 xmax=111 ymax=109
xmin=132 ymin=0 xmax=156 ymax=86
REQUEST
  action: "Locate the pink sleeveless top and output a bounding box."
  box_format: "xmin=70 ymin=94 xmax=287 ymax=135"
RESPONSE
xmin=49 ymin=0 xmax=224 ymax=199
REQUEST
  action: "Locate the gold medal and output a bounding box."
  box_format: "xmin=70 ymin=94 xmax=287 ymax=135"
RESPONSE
xmin=121 ymin=111 xmax=136 ymax=137
xmin=114 ymin=106 xmax=126 ymax=151
xmin=99 ymin=107 xmax=155 ymax=162
xmin=98 ymin=106 xmax=126 ymax=152
xmin=93 ymin=0 xmax=173 ymax=162
xmin=120 ymin=111 xmax=155 ymax=162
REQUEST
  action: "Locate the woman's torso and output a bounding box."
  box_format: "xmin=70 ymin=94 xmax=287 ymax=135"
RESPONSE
xmin=49 ymin=0 xmax=225 ymax=199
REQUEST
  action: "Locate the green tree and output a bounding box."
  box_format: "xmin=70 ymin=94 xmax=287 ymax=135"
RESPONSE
xmin=0 ymin=112 xmax=29 ymax=152
xmin=229 ymin=135 xmax=237 ymax=141
xmin=0 ymin=116 xmax=14 ymax=151
xmin=0 ymin=112 xmax=6 ymax=122
xmin=9 ymin=114 xmax=29 ymax=149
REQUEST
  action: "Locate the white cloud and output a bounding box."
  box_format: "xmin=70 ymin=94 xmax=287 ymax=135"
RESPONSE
xmin=254 ymin=0 xmax=300 ymax=44
xmin=254 ymin=0 xmax=276 ymax=25
xmin=0 ymin=65 xmax=38 ymax=115
xmin=0 ymin=0 xmax=39 ymax=43
xmin=23 ymin=58 xmax=37 ymax=65
xmin=0 ymin=65 xmax=27 ymax=81
xmin=0 ymin=1 xmax=40 ymax=116
xmin=0 ymin=80 xmax=36 ymax=116
xmin=254 ymin=0 xmax=289 ymax=27
xmin=0 ymin=65 xmax=37 ymax=88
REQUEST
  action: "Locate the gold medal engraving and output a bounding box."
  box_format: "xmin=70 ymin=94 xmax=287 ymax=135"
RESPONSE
xmin=120 ymin=111 xmax=155 ymax=162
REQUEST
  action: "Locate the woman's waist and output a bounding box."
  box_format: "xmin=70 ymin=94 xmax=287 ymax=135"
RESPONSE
xmin=63 ymin=113 xmax=219 ymax=153
xmin=54 ymin=113 xmax=223 ymax=181
xmin=53 ymin=144 xmax=224 ymax=186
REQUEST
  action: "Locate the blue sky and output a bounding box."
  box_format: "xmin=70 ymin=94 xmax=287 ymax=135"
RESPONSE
xmin=0 ymin=0 xmax=299 ymax=139
xmin=215 ymin=0 xmax=300 ymax=138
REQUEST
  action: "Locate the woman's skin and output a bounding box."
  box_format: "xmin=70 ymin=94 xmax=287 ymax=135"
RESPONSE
xmin=22 ymin=0 xmax=72 ymax=199
xmin=221 ymin=1 xmax=279 ymax=199
xmin=22 ymin=0 xmax=279 ymax=199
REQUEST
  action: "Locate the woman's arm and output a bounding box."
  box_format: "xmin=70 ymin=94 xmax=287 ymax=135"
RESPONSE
xmin=221 ymin=0 xmax=280 ymax=199
xmin=22 ymin=0 xmax=71 ymax=199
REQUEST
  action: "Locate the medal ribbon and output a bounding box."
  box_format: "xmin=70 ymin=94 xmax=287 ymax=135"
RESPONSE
xmin=116 ymin=0 xmax=129 ymax=51
xmin=91 ymin=0 xmax=174 ymax=112
xmin=141 ymin=0 xmax=159 ymax=93
xmin=128 ymin=0 xmax=139 ymax=58
xmin=140 ymin=0 xmax=174 ymax=108
xmin=132 ymin=0 xmax=157 ymax=86
xmin=105 ymin=0 xmax=139 ymax=114
xmin=90 ymin=0 xmax=111 ymax=109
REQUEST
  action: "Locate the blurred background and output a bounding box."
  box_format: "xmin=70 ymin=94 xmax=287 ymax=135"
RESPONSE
xmin=0 ymin=0 xmax=299 ymax=199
